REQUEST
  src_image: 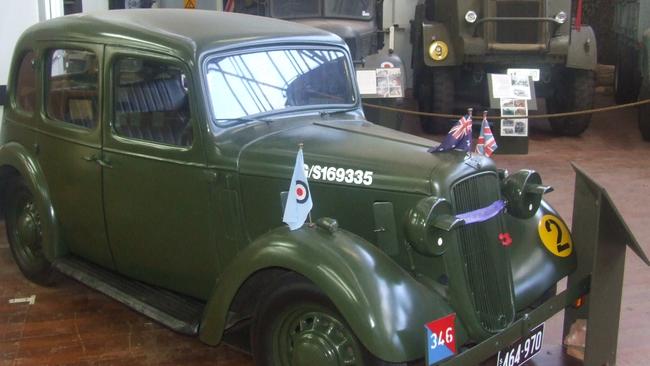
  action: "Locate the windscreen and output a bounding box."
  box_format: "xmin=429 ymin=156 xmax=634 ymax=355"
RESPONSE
xmin=270 ymin=0 xmax=375 ymax=19
xmin=324 ymin=0 xmax=374 ymax=19
xmin=205 ymin=48 xmax=356 ymax=123
xmin=271 ymin=0 xmax=320 ymax=18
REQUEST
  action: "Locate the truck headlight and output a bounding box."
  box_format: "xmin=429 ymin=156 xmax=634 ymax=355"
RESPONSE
xmin=555 ymin=11 xmax=567 ymax=24
xmin=428 ymin=41 xmax=449 ymax=61
xmin=465 ymin=10 xmax=478 ymax=24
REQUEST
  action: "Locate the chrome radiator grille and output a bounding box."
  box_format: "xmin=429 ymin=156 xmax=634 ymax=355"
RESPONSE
xmin=452 ymin=173 xmax=514 ymax=332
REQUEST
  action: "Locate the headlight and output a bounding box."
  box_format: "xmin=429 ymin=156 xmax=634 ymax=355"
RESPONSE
xmin=555 ymin=11 xmax=567 ymax=24
xmin=465 ymin=10 xmax=478 ymax=24
xmin=406 ymin=197 xmax=463 ymax=256
xmin=428 ymin=41 xmax=449 ymax=61
xmin=501 ymin=170 xmax=553 ymax=219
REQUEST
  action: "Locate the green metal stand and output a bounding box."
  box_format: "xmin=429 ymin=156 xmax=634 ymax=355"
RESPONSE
xmin=563 ymin=163 xmax=650 ymax=366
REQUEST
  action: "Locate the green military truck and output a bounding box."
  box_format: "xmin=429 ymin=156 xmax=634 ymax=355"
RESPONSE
xmin=227 ymin=0 xmax=385 ymax=64
xmin=613 ymin=0 xmax=650 ymax=141
xmin=411 ymin=0 xmax=598 ymax=136
xmin=1 ymin=9 xmax=647 ymax=366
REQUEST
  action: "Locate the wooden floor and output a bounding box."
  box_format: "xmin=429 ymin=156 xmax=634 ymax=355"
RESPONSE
xmin=1 ymin=95 xmax=649 ymax=365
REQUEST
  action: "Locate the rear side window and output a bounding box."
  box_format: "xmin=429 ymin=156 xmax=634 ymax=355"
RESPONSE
xmin=113 ymin=57 xmax=193 ymax=147
xmin=15 ymin=51 xmax=37 ymax=113
xmin=46 ymin=49 xmax=99 ymax=129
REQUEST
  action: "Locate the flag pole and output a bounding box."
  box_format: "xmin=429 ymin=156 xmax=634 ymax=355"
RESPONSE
xmin=299 ymin=142 xmax=314 ymax=225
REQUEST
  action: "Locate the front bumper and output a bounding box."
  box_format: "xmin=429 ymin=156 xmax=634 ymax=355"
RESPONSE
xmin=439 ymin=277 xmax=589 ymax=365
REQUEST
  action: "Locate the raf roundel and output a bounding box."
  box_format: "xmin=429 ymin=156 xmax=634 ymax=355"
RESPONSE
xmin=295 ymin=180 xmax=310 ymax=204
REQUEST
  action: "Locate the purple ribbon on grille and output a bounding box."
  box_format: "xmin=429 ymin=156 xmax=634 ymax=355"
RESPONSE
xmin=456 ymin=200 xmax=506 ymax=225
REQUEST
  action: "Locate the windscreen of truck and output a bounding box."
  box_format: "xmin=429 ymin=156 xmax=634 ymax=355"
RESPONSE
xmin=271 ymin=0 xmax=320 ymax=19
xmin=205 ymin=47 xmax=357 ymax=124
xmin=324 ymin=0 xmax=374 ymax=19
xmin=270 ymin=0 xmax=374 ymax=20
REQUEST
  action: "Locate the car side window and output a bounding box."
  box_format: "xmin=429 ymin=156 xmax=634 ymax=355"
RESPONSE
xmin=15 ymin=51 xmax=37 ymax=113
xmin=46 ymin=49 xmax=99 ymax=129
xmin=113 ymin=57 xmax=193 ymax=147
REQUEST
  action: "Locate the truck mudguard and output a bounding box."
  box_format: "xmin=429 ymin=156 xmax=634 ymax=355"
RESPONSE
xmin=0 ymin=142 xmax=62 ymax=260
xmin=422 ymin=21 xmax=458 ymax=67
xmin=199 ymin=224 xmax=459 ymax=363
xmin=567 ymin=26 xmax=598 ymax=71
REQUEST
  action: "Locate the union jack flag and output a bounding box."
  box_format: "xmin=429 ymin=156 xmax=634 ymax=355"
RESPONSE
xmin=475 ymin=116 xmax=498 ymax=157
xmin=429 ymin=115 xmax=473 ymax=153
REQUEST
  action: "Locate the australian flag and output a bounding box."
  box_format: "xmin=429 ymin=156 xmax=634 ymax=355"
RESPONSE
xmin=282 ymin=147 xmax=313 ymax=231
xmin=429 ymin=115 xmax=473 ymax=153
xmin=475 ymin=116 xmax=498 ymax=157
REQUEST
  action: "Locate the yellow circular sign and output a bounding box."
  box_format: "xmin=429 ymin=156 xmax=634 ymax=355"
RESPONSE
xmin=538 ymin=215 xmax=573 ymax=257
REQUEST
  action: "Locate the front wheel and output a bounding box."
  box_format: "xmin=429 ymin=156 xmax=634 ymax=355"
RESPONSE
xmin=251 ymin=274 xmax=401 ymax=366
xmin=4 ymin=177 xmax=56 ymax=286
xmin=547 ymin=69 xmax=595 ymax=136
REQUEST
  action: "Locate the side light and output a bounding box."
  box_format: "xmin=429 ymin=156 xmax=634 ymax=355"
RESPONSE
xmin=465 ymin=10 xmax=478 ymax=24
xmin=428 ymin=41 xmax=449 ymax=61
xmin=555 ymin=11 xmax=567 ymax=24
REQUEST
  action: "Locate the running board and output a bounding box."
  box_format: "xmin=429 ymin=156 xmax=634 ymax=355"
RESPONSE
xmin=54 ymin=257 xmax=205 ymax=335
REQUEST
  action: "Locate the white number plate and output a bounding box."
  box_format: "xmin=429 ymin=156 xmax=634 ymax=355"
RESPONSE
xmin=497 ymin=323 xmax=544 ymax=366
xmin=304 ymin=164 xmax=374 ymax=186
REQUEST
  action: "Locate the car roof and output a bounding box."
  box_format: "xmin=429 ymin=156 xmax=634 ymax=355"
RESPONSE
xmin=22 ymin=9 xmax=345 ymax=61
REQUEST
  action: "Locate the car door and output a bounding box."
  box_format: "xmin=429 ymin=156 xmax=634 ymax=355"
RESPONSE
xmin=101 ymin=47 xmax=219 ymax=299
xmin=36 ymin=43 xmax=114 ymax=269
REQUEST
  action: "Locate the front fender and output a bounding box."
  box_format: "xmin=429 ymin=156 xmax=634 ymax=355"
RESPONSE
xmin=507 ymin=200 xmax=577 ymax=310
xmin=0 ymin=142 xmax=62 ymax=260
xmin=199 ymin=224 xmax=457 ymax=363
xmin=567 ymin=26 xmax=598 ymax=71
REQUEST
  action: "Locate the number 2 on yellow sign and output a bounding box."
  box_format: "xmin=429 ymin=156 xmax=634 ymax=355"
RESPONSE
xmin=538 ymin=215 xmax=573 ymax=257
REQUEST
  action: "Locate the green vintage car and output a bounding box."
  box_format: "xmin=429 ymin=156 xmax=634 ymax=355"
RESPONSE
xmin=0 ymin=9 xmax=643 ymax=366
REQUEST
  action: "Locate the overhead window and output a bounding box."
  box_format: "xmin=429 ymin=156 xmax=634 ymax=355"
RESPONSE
xmin=15 ymin=51 xmax=37 ymax=113
xmin=46 ymin=49 xmax=99 ymax=129
xmin=113 ymin=57 xmax=193 ymax=147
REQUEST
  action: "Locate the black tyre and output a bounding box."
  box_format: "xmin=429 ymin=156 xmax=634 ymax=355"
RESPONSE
xmin=419 ymin=68 xmax=455 ymax=134
xmin=547 ymin=69 xmax=595 ymax=136
xmin=251 ymin=274 xmax=403 ymax=366
xmin=615 ymin=50 xmax=640 ymax=104
xmin=4 ymin=177 xmax=56 ymax=285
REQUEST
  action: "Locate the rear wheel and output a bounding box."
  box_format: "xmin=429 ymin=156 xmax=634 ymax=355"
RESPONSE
xmin=547 ymin=69 xmax=595 ymax=136
xmin=4 ymin=177 xmax=56 ymax=286
xmin=615 ymin=49 xmax=640 ymax=104
xmin=251 ymin=274 xmax=402 ymax=366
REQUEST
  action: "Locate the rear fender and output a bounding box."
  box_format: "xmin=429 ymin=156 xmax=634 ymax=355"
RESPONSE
xmin=0 ymin=142 xmax=62 ymax=260
xmin=199 ymin=224 xmax=460 ymax=363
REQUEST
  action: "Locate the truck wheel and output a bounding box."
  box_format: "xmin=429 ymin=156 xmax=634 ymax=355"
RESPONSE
xmin=548 ymin=69 xmax=595 ymax=136
xmin=615 ymin=50 xmax=640 ymax=104
xmin=420 ymin=68 xmax=455 ymax=134
xmin=4 ymin=177 xmax=56 ymax=286
xmin=251 ymin=274 xmax=403 ymax=366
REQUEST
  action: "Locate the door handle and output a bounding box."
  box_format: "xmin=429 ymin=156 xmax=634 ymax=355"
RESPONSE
xmin=81 ymin=155 xmax=98 ymax=162
xmin=81 ymin=155 xmax=112 ymax=168
xmin=96 ymin=158 xmax=113 ymax=169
